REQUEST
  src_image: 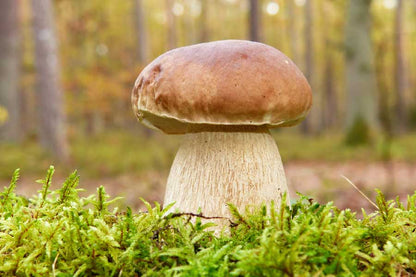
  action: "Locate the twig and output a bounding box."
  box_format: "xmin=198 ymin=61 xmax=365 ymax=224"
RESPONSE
xmin=341 ymin=175 xmax=378 ymax=210
xmin=52 ymin=253 xmax=60 ymax=277
xmin=166 ymin=212 xmax=239 ymax=228
xmin=168 ymin=212 xmax=227 ymax=220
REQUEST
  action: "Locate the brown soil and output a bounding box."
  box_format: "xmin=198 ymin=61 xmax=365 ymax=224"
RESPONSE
xmin=5 ymin=161 xmax=416 ymax=214
xmin=285 ymin=161 xmax=416 ymax=213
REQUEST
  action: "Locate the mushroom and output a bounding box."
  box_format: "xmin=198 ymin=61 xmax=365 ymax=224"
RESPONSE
xmin=132 ymin=40 xmax=312 ymax=223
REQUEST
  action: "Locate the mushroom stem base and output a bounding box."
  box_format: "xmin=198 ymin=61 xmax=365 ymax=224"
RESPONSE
xmin=164 ymin=126 xmax=288 ymax=223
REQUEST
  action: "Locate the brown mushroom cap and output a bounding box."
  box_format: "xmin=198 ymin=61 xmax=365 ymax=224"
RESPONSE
xmin=132 ymin=40 xmax=312 ymax=134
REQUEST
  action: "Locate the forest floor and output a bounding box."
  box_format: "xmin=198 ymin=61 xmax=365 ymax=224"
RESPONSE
xmin=2 ymin=131 xmax=416 ymax=215
xmin=7 ymin=160 xmax=416 ymax=215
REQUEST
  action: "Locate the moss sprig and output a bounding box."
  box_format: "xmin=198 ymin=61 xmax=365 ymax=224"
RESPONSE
xmin=1 ymin=168 xmax=416 ymax=276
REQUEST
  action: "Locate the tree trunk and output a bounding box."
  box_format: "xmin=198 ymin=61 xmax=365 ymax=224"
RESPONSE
xmin=320 ymin=1 xmax=338 ymax=130
xmin=345 ymin=0 xmax=378 ymax=130
xmin=183 ymin=3 xmax=196 ymax=45
xmin=166 ymin=0 xmax=177 ymax=50
xmin=322 ymin=52 xmax=337 ymax=130
xmin=394 ymin=0 xmax=407 ymax=132
xmin=0 ymin=0 xmax=21 ymax=141
xmin=134 ymin=0 xmax=149 ymax=64
xmin=199 ymin=0 xmax=209 ymax=42
xmin=301 ymin=0 xmax=314 ymax=133
xmin=375 ymin=41 xmax=396 ymax=194
xmin=375 ymin=42 xmax=392 ymax=138
xmin=286 ymin=0 xmax=298 ymax=62
xmin=32 ymin=0 xmax=69 ymax=161
xmin=248 ymin=0 xmax=262 ymax=42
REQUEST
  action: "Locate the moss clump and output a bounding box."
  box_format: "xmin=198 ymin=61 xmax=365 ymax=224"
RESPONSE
xmin=1 ymin=167 xmax=416 ymax=276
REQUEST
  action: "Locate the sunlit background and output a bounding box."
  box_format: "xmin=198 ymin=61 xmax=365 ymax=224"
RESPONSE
xmin=1 ymin=0 xmax=416 ymax=212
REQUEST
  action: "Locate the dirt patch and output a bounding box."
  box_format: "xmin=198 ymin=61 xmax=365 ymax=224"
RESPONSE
xmin=286 ymin=161 xmax=416 ymax=213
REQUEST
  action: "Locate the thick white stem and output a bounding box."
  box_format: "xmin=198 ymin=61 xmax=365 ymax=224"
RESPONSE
xmin=164 ymin=126 xmax=288 ymax=221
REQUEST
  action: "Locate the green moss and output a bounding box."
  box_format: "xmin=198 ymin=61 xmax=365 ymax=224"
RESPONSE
xmin=1 ymin=168 xmax=416 ymax=276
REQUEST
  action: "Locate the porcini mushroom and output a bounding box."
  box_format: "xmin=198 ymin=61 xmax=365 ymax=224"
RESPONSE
xmin=132 ymin=40 xmax=312 ymax=222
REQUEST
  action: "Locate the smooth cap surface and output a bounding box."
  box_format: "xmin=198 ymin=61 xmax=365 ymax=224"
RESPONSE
xmin=132 ymin=40 xmax=312 ymax=134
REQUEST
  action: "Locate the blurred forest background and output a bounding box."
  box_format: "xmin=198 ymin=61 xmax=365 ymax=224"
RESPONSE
xmin=1 ymin=0 xmax=416 ymax=212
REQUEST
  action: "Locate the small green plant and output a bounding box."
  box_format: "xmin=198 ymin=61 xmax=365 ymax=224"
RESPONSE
xmin=1 ymin=167 xmax=416 ymax=276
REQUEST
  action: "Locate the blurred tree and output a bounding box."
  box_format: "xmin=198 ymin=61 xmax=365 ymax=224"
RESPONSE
xmin=320 ymin=1 xmax=340 ymax=130
xmin=55 ymin=0 xmax=138 ymax=134
xmin=345 ymin=0 xmax=378 ymax=142
xmin=134 ymin=0 xmax=150 ymax=64
xmin=199 ymin=0 xmax=209 ymax=42
xmin=322 ymin=55 xmax=337 ymax=130
xmin=0 ymin=0 xmax=21 ymax=141
xmin=375 ymin=40 xmax=393 ymax=139
xmin=301 ymin=0 xmax=314 ymax=134
xmin=182 ymin=1 xmax=197 ymax=45
xmin=8 ymin=0 xmax=416 ymax=140
xmin=372 ymin=2 xmax=394 ymax=135
xmin=394 ymin=0 xmax=407 ymax=132
xmin=374 ymin=38 xmax=396 ymax=193
xmin=249 ymin=0 xmax=262 ymax=41
xmin=286 ymin=0 xmax=299 ymax=62
xmin=166 ymin=0 xmax=177 ymax=49
xmin=32 ymin=0 xmax=69 ymax=161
